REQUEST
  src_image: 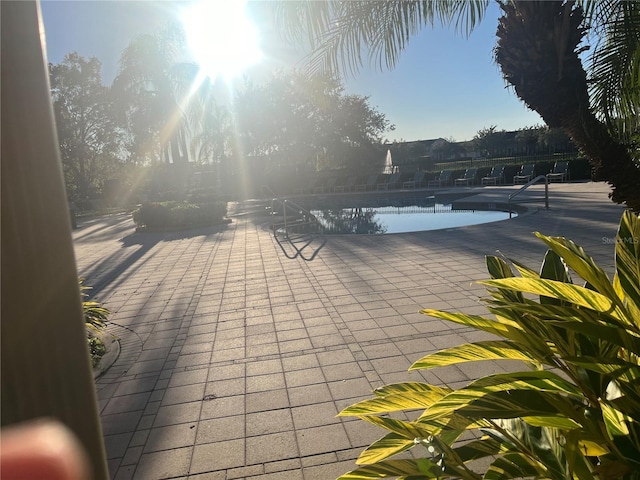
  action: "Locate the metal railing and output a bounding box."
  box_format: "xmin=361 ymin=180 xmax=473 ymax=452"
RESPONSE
xmin=271 ymin=198 xmax=324 ymax=238
xmin=508 ymin=175 xmax=549 ymax=214
xmin=261 ymin=184 xmax=277 ymax=198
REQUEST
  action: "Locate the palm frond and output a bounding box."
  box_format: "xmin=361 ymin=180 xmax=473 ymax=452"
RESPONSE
xmin=582 ymin=0 xmax=640 ymax=143
xmin=274 ymin=1 xmax=488 ymax=77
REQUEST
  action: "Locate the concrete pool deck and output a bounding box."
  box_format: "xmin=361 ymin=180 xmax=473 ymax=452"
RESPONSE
xmin=74 ymin=181 xmax=626 ymax=480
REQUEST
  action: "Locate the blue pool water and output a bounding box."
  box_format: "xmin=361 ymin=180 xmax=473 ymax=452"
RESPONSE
xmin=291 ymin=195 xmax=516 ymax=234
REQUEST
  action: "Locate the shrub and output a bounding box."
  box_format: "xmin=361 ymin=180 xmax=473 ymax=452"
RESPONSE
xmin=133 ymin=201 xmax=227 ymax=230
xmin=80 ymin=279 xmax=108 ymax=332
xmin=88 ymin=336 xmax=106 ymax=368
xmin=80 ymin=279 xmax=110 ymax=368
xmin=339 ymin=211 xmax=640 ymax=479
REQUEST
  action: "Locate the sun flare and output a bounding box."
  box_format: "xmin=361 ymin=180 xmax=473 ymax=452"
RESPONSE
xmin=182 ymin=0 xmax=262 ymax=82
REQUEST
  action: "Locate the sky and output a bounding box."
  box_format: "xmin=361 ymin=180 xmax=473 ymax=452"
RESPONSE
xmin=40 ymin=0 xmax=544 ymax=143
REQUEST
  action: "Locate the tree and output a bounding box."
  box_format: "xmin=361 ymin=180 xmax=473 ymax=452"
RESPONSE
xmin=49 ymin=52 xmax=122 ymax=202
xmin=515 ymin=125 xmax=543 ymax=155
xmin=232 ymin=71 xmax=393 ymax=173
xmin=273 ymin=0 xmax=640 ymax=212
xmin=472 ymin=126 xmax=515 ymax=157
xmin=190 ymin=94 xmax=232 ymax=165
xmin=112 ymin=24 xmax=200 ymax=166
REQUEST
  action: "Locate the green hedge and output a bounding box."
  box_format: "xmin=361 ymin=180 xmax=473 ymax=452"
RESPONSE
xmin=133 ymin=201 xmax=227 ymax=230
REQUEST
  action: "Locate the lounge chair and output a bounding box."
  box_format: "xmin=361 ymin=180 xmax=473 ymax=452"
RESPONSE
xmin=427 ymin=170 xmax=452 ymax=187
xmin=546 ymin=161 xmax=569 ymax=183
xmin=334 ymin=176 xmax=358 ymax=193
xmin=481 ymin=166 xmax=505 ymax=186
xmin=454 ymin=168 xmax=478 ymax=186
xmin=355 ymin=174 xmax=379 ymax=191
xmin=402 ymin=171 xmax=426 ymax=189
xmin=513 ymin=164 xmax=535 ymax=184
xmin=314 ymin=177 xmax=338 ymax=193
xmin=294 ymin=178 xmax=317 ymax=194
xmin=377 ymin=172 xmax=402 ymax=190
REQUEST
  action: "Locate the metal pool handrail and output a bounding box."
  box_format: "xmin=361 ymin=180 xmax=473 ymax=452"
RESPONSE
xmin=271 ymin=198 xmax=324 ymax=237
xmin=508 ymin=175 xmax=549 ymax=212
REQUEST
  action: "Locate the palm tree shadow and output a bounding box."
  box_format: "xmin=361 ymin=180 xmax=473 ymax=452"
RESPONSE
xmin=81 ymin=222 xmax=230 ymax=300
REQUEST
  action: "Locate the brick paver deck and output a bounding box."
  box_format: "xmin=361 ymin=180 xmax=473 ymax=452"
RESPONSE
xmin=74 ymin=182 xmax=625 ymax=479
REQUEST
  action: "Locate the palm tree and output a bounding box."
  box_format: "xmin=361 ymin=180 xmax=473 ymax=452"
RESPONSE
xmin=273 ymin=0 xmax=640 ymax=212
xmin=495 ymin=1 xmax=639 ymax=211
xmin=190 ymin=91 xmax=232 ymax=165
xmin=112 ymin=24 xmax=199 ymax=165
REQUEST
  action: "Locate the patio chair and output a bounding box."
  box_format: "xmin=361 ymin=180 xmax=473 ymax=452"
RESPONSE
xmin=454 ymin=167 xmax=478 ymax=186
xmin=294 ymin=178 xmax=318 ymax=194
xmin=546 ymin=161 xmax=569 ymax=183
xmin=334 ymin=176 xmax=358 ymax=193
xmin=427 ymin=170 xmax=452 ymax=187
xmin=402 ymin=171 xmax=426 ymax=189
xmin=314 ymin=176 xmax=338 ymax=193
xmin=513 ymin=164 xmax=535 ymax=184
xmin=377 ymin=172 xmax=402 ymax=190
xmin=481 ymin=165 xmax=505 ymax=186
xmin=355 ymin=174 xmax=380 ymax=191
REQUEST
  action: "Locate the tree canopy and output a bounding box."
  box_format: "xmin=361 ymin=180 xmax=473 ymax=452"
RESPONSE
xmin=232 ymin=71 xmax=393 ymax=173
xmin=49 ymin=52 xmax=123 ymax=202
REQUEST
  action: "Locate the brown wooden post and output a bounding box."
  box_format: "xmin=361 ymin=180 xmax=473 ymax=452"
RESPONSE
xmin=1 ymin=1 xmax=109 ymax=479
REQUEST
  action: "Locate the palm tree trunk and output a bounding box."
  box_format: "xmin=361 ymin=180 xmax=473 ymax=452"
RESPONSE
xmin=495 ymin=0 xmax=640 ymax=212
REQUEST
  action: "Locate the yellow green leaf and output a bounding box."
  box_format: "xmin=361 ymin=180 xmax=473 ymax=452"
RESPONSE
xmin=409 ymin=340 xmax=540 ymax=371
xmin=356 ymin=433 xmax=415 ymax=465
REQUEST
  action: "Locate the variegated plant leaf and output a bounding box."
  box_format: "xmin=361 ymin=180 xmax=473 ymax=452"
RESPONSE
xmin=479 ymin=277 xmax=625 ymax=319
xmin=535 ymin=231 xmax=616 ymax=301
xmin=357 ymin=415 xmax=434 ymax=441
xmin=373 ymin=382 xmax=451 ymax=398
xmin=539 ymin=249 xmax=572 ymax=306
xmin=409 ymin=341 xmax=541 ymax=371
xmin=339 ymin=390 xmax=445 ymax=416
xmin=356 ymin=433 xmax=415 ymax=465
xmin=419 ymin=309 xmax=525 ymax=341
xmin=338 ymin=458 xmax=445 ymax=479
xmin=420 ymin=389 xmax=584 ymax=427
xmin=485 ymin=452 xmax=548 ymax=480
xmin=615 ymin=210 xmax=640 ymax=321
xmin=547 ymin=321 xmax=640 ymax=356
xmin=486 ymin=255 xmax=525 ymax=304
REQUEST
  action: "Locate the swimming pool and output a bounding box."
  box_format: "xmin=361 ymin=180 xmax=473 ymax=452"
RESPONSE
xmin=281 ymin=194 xmax=517 ymax=234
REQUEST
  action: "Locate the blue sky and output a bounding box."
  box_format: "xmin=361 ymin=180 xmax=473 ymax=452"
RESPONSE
xmin=41 ymin=1 xmax=543 ymax=143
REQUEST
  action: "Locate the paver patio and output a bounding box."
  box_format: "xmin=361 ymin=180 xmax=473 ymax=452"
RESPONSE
xmin=73 ymin=182 xmax=625 ymax=479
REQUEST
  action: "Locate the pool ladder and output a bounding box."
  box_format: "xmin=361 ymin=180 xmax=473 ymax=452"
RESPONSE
xmin=508 ymin=175 xmax=549 ymax=216
xmin=270 ymin=198 xmax=325 ymax=238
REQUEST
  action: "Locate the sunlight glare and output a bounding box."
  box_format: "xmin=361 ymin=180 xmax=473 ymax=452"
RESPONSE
xmin=182 ymin=1 xmax=262 ymax=82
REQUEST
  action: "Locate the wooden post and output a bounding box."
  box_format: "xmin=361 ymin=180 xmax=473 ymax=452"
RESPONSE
xmin=1 ymin=2 xmax=109 ymax=479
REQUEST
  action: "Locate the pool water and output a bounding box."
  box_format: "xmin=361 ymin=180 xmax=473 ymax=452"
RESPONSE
xmin=309 ymin=203 xmax=514 ymax=234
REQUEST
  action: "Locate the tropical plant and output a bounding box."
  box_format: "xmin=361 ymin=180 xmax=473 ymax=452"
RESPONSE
xmin=80 ymin=279 xmax=110 ymax=368
xmin=80 ymin=279 xmax=109 ymax=332
xmin=272 ymin=0 xmax=640 ymax=212
xmin=338 ymin=210 xmax=640 ymax=479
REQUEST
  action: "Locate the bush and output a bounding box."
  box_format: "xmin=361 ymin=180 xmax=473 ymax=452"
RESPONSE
xmin=80 ymin=279 xmax=110 ymax=368
xmin=339 ymin=211 xmax=640 ymax=479
xmin=132 ymin=201 xmax=227 ymax=230
xmin=88 ymin=336 xmax=106 ymax=368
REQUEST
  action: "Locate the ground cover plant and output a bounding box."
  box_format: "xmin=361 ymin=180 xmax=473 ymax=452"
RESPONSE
xmin=339 ymin=211 xmax=640 ymax=479
xmin=132 ymin=200 xmax=227 ymax=231
xmin=80 ymin=279 xmax=110 ymax=368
